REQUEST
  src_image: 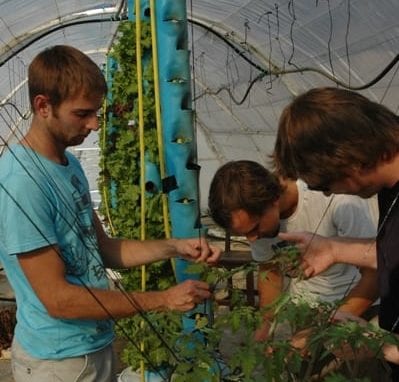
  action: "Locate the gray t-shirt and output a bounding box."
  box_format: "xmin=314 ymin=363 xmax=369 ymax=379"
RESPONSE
xmin=250 ymin=179 xmax=378 ymax=303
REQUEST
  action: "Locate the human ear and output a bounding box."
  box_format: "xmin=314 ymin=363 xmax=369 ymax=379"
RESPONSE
xmin=357 ymin=163 xmax=375 ymax=176
xmin=33 ymin=95 xmax=50 ymax=117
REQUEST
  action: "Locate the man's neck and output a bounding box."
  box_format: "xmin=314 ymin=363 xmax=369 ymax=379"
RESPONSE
xmin=21 ymin=124 xmax=67 ymax=165
xmin=278 ymin=178 xmax=298 ymax=219
xmin=377 ymin=155 xmax=399 ymax=189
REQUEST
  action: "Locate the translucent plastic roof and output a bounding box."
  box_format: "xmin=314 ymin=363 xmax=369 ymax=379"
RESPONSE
xmin=1 ymin=0 xmax=398 ymax=209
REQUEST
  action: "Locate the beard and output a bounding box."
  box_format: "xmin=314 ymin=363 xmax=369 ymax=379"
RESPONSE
xmin=259 ymin=222 xmax=281 ymax=239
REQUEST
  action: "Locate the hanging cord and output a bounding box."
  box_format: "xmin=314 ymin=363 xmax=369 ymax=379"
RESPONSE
xmin=188 ymin=0 xmax=212 ymax=326
xmin=135 ymin=2 xmax=150 ymax=380
xmin=0 ymin=17 xmax=128 ymax=69
xmin=325 ymin=0 xmax=335 ymax=78
xmin=189 ymin=18 xmax=399 ymax=98
xmin=287 ymin=0 xmax=298 ymax=68
xmin=344 ymin=0 xmax=352 ymax=86
xmin=99 ymin=96 xmax=117 ymax=236
xmin=0 ymin=102 xmax=30 ymax=120
xmin=0 ymin=102 xmax=30 ymax=155
xmin=189 ymin=0 xmax=203 ymax=244
xmin=0 ymin=1 xmax=128 ymax=68
xmin=149 ymin=0 xmax=172 ymax=241
xmin=135 ymin=0 xmax=146 ymax=245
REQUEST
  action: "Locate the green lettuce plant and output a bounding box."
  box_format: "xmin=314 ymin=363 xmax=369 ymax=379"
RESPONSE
xmin=99 ymin=20 xmax=177 ymax=376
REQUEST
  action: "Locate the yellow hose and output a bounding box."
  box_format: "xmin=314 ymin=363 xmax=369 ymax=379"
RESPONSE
xmin=150 ymin=0 xmax=176 ymax=278
xmin=135 ymin=2 xmax=147 ymax=381
xmin=100 ymin=62 xmax=116 ymax=236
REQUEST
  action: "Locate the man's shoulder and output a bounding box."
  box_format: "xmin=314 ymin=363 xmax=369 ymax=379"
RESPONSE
xmin=330 ymin=193 xmax=372 ymax=209
xmin=297 ymin=179 xmax=332 ymax=206
xmin=0 ymin=147 xmax=48 ymax=193
xmin=0 ymin=144 xmax=34 ymax=168
xmin=0 ymin=146 xmax=25 ymax=181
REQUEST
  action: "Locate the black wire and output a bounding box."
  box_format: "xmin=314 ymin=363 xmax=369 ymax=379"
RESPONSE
xmin=188 ymin=19 xmax=268 ymax=76
xmin=380 ymin=63 xmax=399 ymax=104
xmin=0 ymin=102 xmax=30 ymax=120
xmin=287 ymin=0 xmax=299 ymax=69
xmin=0 ymin=16 xmax=128 ymax=68
xmin=193 ymin=72 xmax=267 ymax=105
xmin=188 ymin=17 xmax=399 ymax=95
xmin=274 ymin=4 xmax=286 ymax=72
xmin=326 ymin=0 xmax=335 ymax=78
xmin=345 ymin=0 xmax=352 ymax=86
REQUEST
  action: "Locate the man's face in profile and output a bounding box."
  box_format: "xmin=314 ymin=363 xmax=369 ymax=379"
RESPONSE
xmin=230 ymin=202 xmax=280 ymax=242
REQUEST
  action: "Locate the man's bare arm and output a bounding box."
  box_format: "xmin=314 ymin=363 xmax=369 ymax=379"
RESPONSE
xmin=278 ymin=232 xmax=377 ymax=277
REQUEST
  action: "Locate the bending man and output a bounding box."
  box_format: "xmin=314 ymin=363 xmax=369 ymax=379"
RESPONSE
xmin=273 ymin=86 xmax=399 ymax=378
xmin=208 ymin=160 xmax=378 ymax=340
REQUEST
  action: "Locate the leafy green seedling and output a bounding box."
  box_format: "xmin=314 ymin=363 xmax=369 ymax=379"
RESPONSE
xmin=271 ymin=240 xmax=303 ymax=279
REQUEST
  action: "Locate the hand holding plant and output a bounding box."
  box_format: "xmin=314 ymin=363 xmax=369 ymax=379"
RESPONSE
xmin=164 ymin=279 xmax=212 ymax=311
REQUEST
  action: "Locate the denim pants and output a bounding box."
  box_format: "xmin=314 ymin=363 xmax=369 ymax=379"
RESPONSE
xmin=11 ymin=339 xmax=117 ymax=382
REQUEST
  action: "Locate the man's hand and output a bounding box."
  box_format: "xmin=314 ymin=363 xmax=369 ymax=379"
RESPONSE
xmin=164 ymin=279 xmax=212 ymax=311
xmin=278 ymin=232 xmax=336 ymax=278
xmin=175 ymin=237 xmax=222 ymax=265
xmin=254 ymin=321 xmax=272 ymax=342
xmin=328 ymin=311 xmax=375 ymax=361
xmin=290 ymin=327 xmax=313 ymax=356
xmin=331 ymin=310 xmax=367 ymax=324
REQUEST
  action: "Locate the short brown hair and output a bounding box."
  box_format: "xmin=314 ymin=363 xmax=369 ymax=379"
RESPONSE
xmin=273 ymin=87 xmax=399 ymax=185
xmin=208 ymin=160 xmax=282 ymax=229
xmin=28 ymin=45 xmax=107 ymax=111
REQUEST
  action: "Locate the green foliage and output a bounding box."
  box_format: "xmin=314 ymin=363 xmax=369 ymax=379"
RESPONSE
xmin=99 ymin=19 xmax=173 ymax=268
xmin=118 ymin=311 xmax=182 ymax=372
xmin=186 ymin=262 xmax=395 ymax=382
xmin=324 ymin=374 xmax=370 ymax=382
xmin=100 ymin=20 xmax=163 ymax=240
xmin=99 ymin=20 xmax=177 ymax=372
xmin=270 ymin=240 xmax=303 ymax=278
